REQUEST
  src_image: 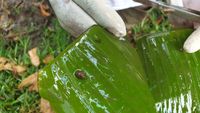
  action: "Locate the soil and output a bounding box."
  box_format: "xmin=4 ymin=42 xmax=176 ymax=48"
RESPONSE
xmin=0 ymin=0 xmax=54 ymax=46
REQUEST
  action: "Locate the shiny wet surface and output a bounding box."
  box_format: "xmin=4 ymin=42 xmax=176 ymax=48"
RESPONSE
xmin=39 ymin=26 xmax=155 ymax=113
xmin=137 ymin=29 xmax=200 ymax=113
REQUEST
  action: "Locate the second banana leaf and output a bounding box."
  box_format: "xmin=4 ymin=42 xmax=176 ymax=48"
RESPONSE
xmin=136 ymin=28 xmax=200 ymax=112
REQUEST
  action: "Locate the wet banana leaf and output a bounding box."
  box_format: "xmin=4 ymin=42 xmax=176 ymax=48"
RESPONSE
xmin=39 ymin=26 xmax=156 ymax=113
xmin=136 ymin=29 xmax=200 ymax=112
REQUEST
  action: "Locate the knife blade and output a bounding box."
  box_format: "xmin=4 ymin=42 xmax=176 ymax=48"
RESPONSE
xmin=134 ymin=0 xmax=200 ymax=23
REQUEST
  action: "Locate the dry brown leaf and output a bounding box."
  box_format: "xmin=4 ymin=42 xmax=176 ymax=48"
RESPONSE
xmin=0 ymin=57 xmax=9 ymax=63
xmin=28 ymin=47 xmax=40 ymax=67
xmin=0 ymin=57 xmax=10 ymax=71
xmin=5 ymin=31 xmax=27 ymax=41
xmin=0 ymin=13 xmax=11 ymax=30
xmin=43 ymin=54 xmax=54 ymax=64
xmin=18 ymin=72 xmax=38 ymax=91
xmin=3 ymin=62 xmax=14 ymax=71
xmin=39 ymin=3 xmax=51 ymax=17
xmin=40 ymin=98 xmax=54 ymax=113
xmin=0 ymin=57 xmax=26 ymax=74
xmin=12 ymin=65 xmax=27 ymax=74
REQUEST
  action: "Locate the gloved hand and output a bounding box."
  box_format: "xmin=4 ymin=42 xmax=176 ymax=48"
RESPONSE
xmin=48 ymin=0 xmax=127 ymax=37
xmin=182 ymin=0 xmax=200 ymax=53
xmin=184 ymin=26 xmax=200 ymax=53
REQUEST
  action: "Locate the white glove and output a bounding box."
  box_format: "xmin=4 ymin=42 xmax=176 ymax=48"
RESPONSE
xmin=106 ymin=0 xmax=141 ymax=10
xmin=49 ymin=0 xmax=127 ymax=37
xmin=183 ymin=27 xmax=200 ymax=53
xmin=182 ymin=0 xmax=200 ymax=53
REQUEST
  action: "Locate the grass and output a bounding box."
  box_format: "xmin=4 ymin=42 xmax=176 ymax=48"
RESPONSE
xmin=0 ymin=18 xmax=71 ymax=113
xmin=132 ymin=8 xmax=172 ymax=39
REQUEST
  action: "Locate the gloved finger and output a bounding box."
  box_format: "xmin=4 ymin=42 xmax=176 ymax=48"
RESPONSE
xmin=106 ymin=0 xmax=141 ymax=11
xmin=183 ymin=26 xmax=200 ymax=53
xmin=49 ymin=0 xmax=96 ymax=37
xmin=73 ymin=0 xmax=126 ymax=37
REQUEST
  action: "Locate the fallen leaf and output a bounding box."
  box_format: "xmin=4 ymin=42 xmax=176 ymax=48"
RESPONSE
xmin=43 ymin=54 xmax=54 ymax=64
xmin=0 ymin=57 xmax=10 ymax=71
xmin=28 ymin=47 xmax=40 ymax=67
xmin=0 ymin=57 xmax=26 ymax=74
xmin=39 ymin=3 xmax=51 ymax=17
xmin=0 ymin=13 xmax=11 ymax=30
xmin=3 ymin=62 xmax=13 ymax=71
xmin=18 ymin=72 xmax=38 ymax=91
xmin=40 ymin=98 xmax=54 ymax=113
xmin=0 ymin=57 xmax=9 ymax=63
xmin=12 ymin=65 xmax=27 ymax=74
xmin=5 ymin=31 xmax=27 ymax=41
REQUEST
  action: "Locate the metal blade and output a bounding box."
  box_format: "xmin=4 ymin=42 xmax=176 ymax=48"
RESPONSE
xmin=134 ymin=0 xmax=200 ymax=23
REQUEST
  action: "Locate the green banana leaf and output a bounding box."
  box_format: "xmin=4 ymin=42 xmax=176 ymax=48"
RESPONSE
xmin=39 ymin=26 xmax=156 ymax=113
xmin=136 ymin=29 xmax=200 ymax=112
